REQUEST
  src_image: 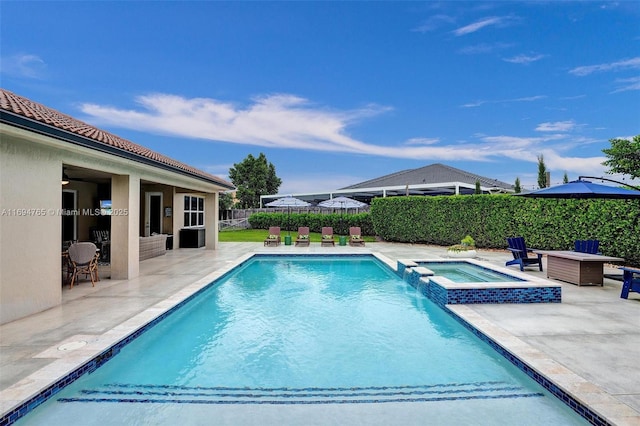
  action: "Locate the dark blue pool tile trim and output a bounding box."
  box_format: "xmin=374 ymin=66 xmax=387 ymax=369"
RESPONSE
xmin=433 ymin=282 xmax=561 ymax=305
xmin=0 ymin=258 xmax=250 ymax=426
xmin=400 ymin=264 xmax=561 ymax=305
xmin=402 ymin=275 xmax=607 ymax=424
xmin=1 ymin=254 xmax=379 ymax=425
xmin=441 ymin=306 xmax=612 ymax=426
xmin=0 ymin=254 xmax=601 ymax=425
xmin=59 ymin=381 xmax=542 ymax=404
xmin=401 ymin=266 xmax=607 ymax=425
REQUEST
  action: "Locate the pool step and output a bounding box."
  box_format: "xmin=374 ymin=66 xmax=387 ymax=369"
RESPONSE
xmin=57 ymin=381 xmax=543 ymax=405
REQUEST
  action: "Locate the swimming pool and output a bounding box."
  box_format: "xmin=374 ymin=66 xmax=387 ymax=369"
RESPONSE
xmin=12 ymin=255 xmax=586 ymax=425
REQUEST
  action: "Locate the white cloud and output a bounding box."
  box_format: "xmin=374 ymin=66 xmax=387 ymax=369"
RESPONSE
xmin=412 ymin=14 xmax=455 ymax=33
xmin=535 ymin=120 xmax=576 ymax=132
xmin=81 ymin=93 xmax=392 ymax=154
xmin=537 ymin=151 xmax=608 ymax=176
xmin=461 ymin=100 xmax=487 ymax=108
xmin=569 ymin=57 xmax=640 ymax=76
xmin=0 ymin=54 xmax=47 ymax=79
xmin=477 ymin=133 xmax=612 ymax=179
xmin=80 ymin=93 xmax=490 ymax=161
xmin=79 ymin=93 xmax=608 ymax=178
xmin=458 ymin=42 xmax=513 ymax=55
xmin=503 ymin=54 xmax=545 ymax=64
xmin=452 ymin=16 xmax=512 ymax=36
xmin=461 ymin=95 xmax=546 ymax=108
xmin=611 ymin=76 xmax=640 ymax=93
xmin=405 ymin=137 xmax=440 ymax=146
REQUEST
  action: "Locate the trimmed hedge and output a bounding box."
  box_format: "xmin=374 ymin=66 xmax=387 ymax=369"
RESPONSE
xmin=247 ymin=195 xmax=639 ymax=266
xmin=370 ymin=195 xmax=640 ymax=266
xmin=248 ymin=212 xmax=374 ymax=236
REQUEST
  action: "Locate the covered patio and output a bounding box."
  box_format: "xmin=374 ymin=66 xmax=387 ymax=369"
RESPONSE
xmin=1 ymin=89 xmax=235 ymax=325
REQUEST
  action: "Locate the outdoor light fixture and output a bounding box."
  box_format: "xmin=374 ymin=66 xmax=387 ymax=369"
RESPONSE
xmin=62 ymin=170 xmax=70 ymax=185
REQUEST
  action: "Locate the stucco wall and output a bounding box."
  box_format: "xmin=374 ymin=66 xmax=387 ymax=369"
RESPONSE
xmin=1 ymin=122 xmax=226 ymax=324
xmin=1 ymin=138 xmax=62 ymax=324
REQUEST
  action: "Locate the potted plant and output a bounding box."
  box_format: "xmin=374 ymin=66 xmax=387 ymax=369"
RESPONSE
xmin=447 ymin=235 xmax=477 ymax=258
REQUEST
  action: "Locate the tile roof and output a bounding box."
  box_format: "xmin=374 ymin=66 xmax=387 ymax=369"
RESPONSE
xmin=0 ymin=88 xmax=234 ymax=190
xmin=340 ymin=163 xmax=514 ymax=190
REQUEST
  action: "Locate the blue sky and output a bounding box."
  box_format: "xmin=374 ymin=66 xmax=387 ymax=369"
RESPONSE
xmin=2 ymin=1 xmax=639 ymax=193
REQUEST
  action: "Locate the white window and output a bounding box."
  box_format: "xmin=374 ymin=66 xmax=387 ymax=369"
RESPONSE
xmin=184 ymin=195 xmax=204 ymax=228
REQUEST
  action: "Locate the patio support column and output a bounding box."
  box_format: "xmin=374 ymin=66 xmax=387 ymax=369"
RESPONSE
xmin=172 ymin=188 xmax=181 ymax=250
xmin=171 ymin=186 xmax=184 ymax=250
xmin=111 ymin=174 xmax=140 ymax=280
xmin=205 ymin=192 xmax=218 ymax=250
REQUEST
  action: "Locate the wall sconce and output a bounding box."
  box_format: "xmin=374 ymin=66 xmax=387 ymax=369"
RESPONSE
xmin=62 ymin=170 xmax=70 ymax=185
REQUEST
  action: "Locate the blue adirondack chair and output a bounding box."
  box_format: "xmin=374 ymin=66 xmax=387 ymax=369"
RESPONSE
xmin=574 ymin=239 xmax=600 ymax=255
xmin=620 ymin=267 xmax=640 ymax=299
xmin=505 ymin=237 xmax=543 ymax=272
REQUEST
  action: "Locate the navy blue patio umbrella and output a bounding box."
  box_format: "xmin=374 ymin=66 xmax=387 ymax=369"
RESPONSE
xmin=518 ymin=178 xmax=640 ymax=199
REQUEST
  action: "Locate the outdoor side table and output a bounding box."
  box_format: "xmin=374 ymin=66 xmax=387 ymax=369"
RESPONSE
xmin=534 ymin=250 xmax=624 ymax=286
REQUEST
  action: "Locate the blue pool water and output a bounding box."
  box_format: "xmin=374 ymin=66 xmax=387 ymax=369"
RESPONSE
xmin=417 ymin=261 xmax=522 ymax=283
xmin=16 ymin=256 xmax=587 ymax=425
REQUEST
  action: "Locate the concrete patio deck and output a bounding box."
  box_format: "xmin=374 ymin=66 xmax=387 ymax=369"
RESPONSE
xmin=1 ymin=242 xmax=638 ymax=425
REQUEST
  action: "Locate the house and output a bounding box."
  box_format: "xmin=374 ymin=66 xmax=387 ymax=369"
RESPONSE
xmin=260 ymin=163 xmax=515 ymax=206
xmin=0 ymin=89 xmax=235 ymax=324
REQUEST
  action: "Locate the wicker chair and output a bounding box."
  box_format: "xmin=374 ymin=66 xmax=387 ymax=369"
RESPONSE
xmin=68 ymin=242 xmax=99 ymax=289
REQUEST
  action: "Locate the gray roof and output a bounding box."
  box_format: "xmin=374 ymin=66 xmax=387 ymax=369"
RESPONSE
xmin=341 ymin=163 xmax=513 ymax=191
xmin=261 ymin=163 xmax=515 ymax=206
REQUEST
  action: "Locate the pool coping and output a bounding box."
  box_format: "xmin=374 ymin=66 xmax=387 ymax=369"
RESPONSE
xmin=0 ymin=251 xmax=632 ymax=425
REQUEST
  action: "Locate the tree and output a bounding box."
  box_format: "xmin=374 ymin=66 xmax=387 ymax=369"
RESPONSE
xmin=219 ymin=191 xmax=234 ymax=211
xmin=514 ymin=177 xmax=521 ymax=193
xmin=602 ymin=135 xmax=640 ymax=180
xmin=537 ymin=154 xmax=547 ymax=189
xmin=228 ymin=153 xmax=282 ymax=208
xmin=563 ymin=172 xmax=569 ymax=184
xmin=218 ymin=192 xmax=235 ymax=220
xmin=474 ymin=179 xmax=482 ymax=194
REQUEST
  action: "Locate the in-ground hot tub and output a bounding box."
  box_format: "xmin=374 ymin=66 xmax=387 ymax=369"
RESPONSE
xmin=397 ymin=259 xmax=561 ymax=306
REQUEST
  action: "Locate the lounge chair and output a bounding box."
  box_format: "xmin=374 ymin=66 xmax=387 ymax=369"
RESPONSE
xmin=574 ymin=239 xmax=600 ymax=255
xmin=264 ymin=226 xmax=281 ymax=247
xmin=505 ymin=237 xmax=543 ymax=272
xmin=321 ymin=227 xmax=335 ymax=246
xmin=295 ymin=227 xmax=310 ymax=246
xmin=67 ymin=242 xmax=100 ymax=288
xmin=348 ymin=226 xmax=365 ymax=247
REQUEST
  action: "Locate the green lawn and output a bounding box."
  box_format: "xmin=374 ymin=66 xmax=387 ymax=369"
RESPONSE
xmin=218 ymin=228 xmax=376 ymax=243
